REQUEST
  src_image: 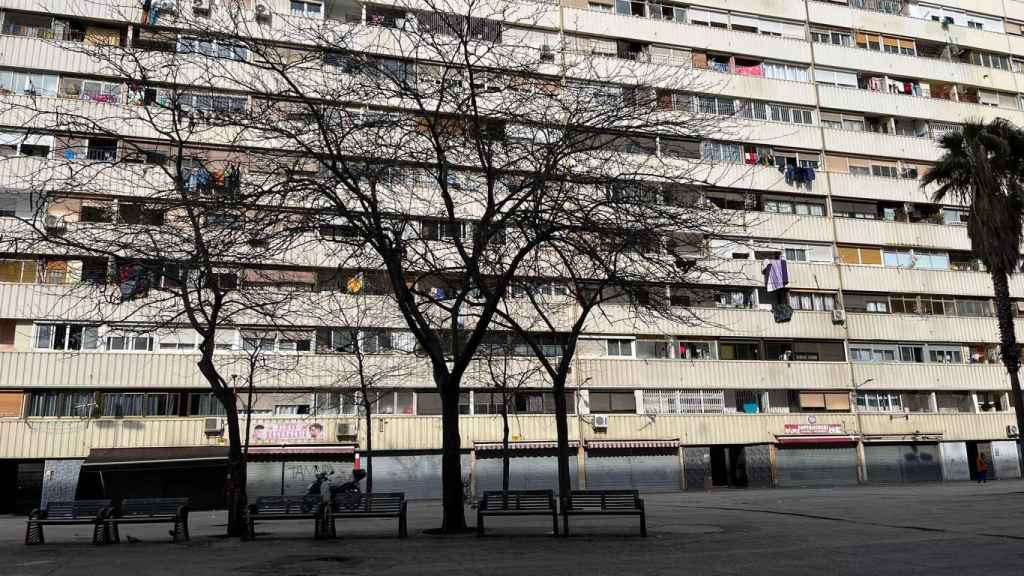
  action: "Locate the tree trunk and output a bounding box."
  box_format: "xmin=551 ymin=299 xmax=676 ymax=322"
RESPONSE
xmin=551 ymin=373 xmax=572 ymax=523
xmin=365 ymin=405 xmax=373 ymax=494
xmin=222 ymin=403 xmax=247 ymax=538
xmin=501 ymin=400 xmax=510 ymax=492
xmin=991 ymin=270 xmax=1024 ymax=468
xmin=439 ymin=386 xmax=468 ymax=532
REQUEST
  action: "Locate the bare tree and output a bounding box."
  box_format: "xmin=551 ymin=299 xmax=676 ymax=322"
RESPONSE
xmin=477 ymin=334 xmax=546 ymax=493
xmin=1 ymin=0 xmax=745 ymax=532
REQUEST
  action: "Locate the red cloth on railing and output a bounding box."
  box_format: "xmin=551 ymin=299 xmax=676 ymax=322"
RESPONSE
xmin=735 ymin=64 xmax=764 ymax=77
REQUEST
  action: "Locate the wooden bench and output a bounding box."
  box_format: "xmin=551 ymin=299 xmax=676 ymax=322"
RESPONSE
xmin=477 ymin=490 xmax=558 ymax=536
xmin=25 ymin=499 xmax=113 ymax=545
xmin=561 ymin=490 xmax=647 ymax=537
xmin=108 ymin=498 xmax=190 ymax=543
xmin=245 ymin=495 xmax=325 ymax=540
xmin=324 ymin=492 xmax=407 ymax=538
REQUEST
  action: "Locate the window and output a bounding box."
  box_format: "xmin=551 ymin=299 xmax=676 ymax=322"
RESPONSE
xmin=856 ymin=392 xmax=903 ymax=413
xmin=0 ymin=259 xmax=37 ymax=283
xmin=178 ymin=37 xmax=248 ymax=61
xmin=0 ymin=69 xmax=58 ymax=96
xmin=106 ymin=333 xmax=154 ymax=352
xmin=719 ymin=340 xmax=760 ymax=360
xmin=606 ymin=339 xmax=633 ymax=357
xmin=956 ymin=299 xmax=991 ymax=317
xmin=101 ymin=393 xmax=146 ymax=417
xmin=837 ymin=245 xmax=882 ymax=266
xmin=641 ymin=389 xmax=726 ymax=414
xmin=849 ymin=345 xmax=897 ymax=363
xmin=421 ymin=219 xmax=468 ymax=241
xmin=34 ymin=324 xmax=100 ymax=351
xmin=677 ymin=340 xmax=714 ymax=359
xmin=701 ymin=141 xmax=743 ymax=163
xmin=928 ymin=346 xmax=963 ymax=364
xmin=899 ymin=345 xmax=924 ymax=363
xmin=588 ymin=391 xmax=636 ymax=414
xmin=313 ymin=391 xmax=359 ymax=416
xmin=977 ymin=392 xmax=1005 ymax=412
xmin=871 ymin=165 xmax=899 ymax=179
xmin=290 ymin=1 xmax=322 ymax=17
xmin=189 ymin=393 xmax=226 ymax=416
xmin=919 ymin=296 xmax=955 ymax=315
xmin=788 ymin=292 xmax=836 ymax=311
xmin=844 ymin=293 xmax=890 ymax=313
xmin=26 ymin=391 xmax=96 ymax=417
xmin=636 ymin=339 xmax=672 ymax=359
xmin=763 ymin=62 xmax=809 ymax=82
xmin=797 ymin=391 xmax=850 ymax=412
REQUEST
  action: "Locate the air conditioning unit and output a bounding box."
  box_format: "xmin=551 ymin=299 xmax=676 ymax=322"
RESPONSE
xmin=831 ymin=309 xmax=846 ymax=325
xmin=204 ymin=417 xmax=224 ymax=436
xmin=43 ymin=214 xmax=66 ymax=232
xmin=336 ymin=422 xmax=356 ymax=440
xmin=592 ymin=414 xmax=609 ymax=430
xmin=192 ymin=0 xmax=211 ymax=13
xmin=153 ymin=0 xmax=179 ymax=13
xmin=254 ymin=0 xmax=271 ymax=20
xmin=1009 ymin=425 xmax=1020 ymax=438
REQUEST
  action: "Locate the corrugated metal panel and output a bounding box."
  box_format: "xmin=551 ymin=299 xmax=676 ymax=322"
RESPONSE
xmin=990 ymin=441 xmax=1021 ymax=479
xmin=940 ymin=442 xmax=970 ymax=481
xmin=744 ymin=445 xmax=773 ymax=488
xmin=474 ymin=454 xmax=577 ymax=496
xmin=848 ymin=314 xmax=1008 ymax=344
xmin=585 ymin=452 xmax=679 ymax=492
xmin=776 ymin=446 xmax=858 ymax=487
xmin=853 ymin=364 xmax=1009 ymax=391
xmin=859 ymin=413 xmax=1017 ymax=441
xmin=587 ymin=307 xmax=846 ymax=339
xmin=577 ymin=359 xmax=850 ymax=390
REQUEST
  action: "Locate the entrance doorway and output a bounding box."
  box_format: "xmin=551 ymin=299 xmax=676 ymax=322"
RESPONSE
xmin=966 ymin=441 xmax=992 ymax=481
xmin=709 ymin=446 xmax=749 ymax=488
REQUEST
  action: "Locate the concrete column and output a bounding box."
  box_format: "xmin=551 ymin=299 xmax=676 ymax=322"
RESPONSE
xmin=576 ymin=443 xmax=587 ymax=490
xmin=678 ymin=445 xmax=686 ymax=491
xmin=855 ymin=440 xmax=867 ymax=484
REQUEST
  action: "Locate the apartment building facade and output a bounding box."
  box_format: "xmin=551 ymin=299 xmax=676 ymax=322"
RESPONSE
xmin=0 ymin=0 xmax=1023 ymax=512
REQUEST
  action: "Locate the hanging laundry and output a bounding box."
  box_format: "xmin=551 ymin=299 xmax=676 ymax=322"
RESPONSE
xmin=117 ymin=261 xmax=150 ymax=302
xmin=429 ymin=286 xmax=446 ymax=299
xmin=762 ymin=258 xmax=789 ymax=292
xmin=771 ymin=301 xmax=793 ymax=323
xmin=346 ymin=272 xmax=364 ymax=294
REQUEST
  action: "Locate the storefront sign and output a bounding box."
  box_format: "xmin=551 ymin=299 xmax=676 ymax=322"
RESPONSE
xmin=252 ymin=421 xmax=327 ymax=443
xmin=783 ymin=423 xmax=844 ymax=435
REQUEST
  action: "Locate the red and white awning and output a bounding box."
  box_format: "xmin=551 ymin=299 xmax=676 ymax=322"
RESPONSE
xmin=586 ymin=439 xmax=679 ymax=450
xmin=474 ymin=441 xmax=579 ymax=451
xmin=776 ymin=435 xmax=859 ymax=445
xmin=246 ymin=444 xmax=356 ymax=458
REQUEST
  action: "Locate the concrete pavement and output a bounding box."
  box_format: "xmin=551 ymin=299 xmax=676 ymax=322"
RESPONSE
xmin=3 ymin=481 xmax=1023 ymax=575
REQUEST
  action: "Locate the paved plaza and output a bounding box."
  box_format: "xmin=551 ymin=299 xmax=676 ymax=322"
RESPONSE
xmin=3 ymin=481 xmax=1023 ymax=575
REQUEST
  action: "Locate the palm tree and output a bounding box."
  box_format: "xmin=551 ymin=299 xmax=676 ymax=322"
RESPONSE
xmin=922 ymin=118 xmax=1024 ymax=467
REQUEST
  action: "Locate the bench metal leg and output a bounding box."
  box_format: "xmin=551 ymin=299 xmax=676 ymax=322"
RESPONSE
xmin=476 ymin=512 xmax=484 ymax=537
xmin=25 ymin=521 xmax=43 ymax=545
xmin=552 ymin=511 xmax=559 ymax=536
xmin=562 ymin=512 xmax=569 ymax=537
xmin=172 ymin=516 xmax=188 ymax=542
xmin=92 ymin=521 xmax=108 ymax=546
xmin=399 ymin=510 xmax=408 ymax=538
xmin=640 ymin=512 xmax=648 ymax=537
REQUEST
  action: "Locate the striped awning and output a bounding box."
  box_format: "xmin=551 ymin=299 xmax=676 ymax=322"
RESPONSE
xmin=776 ymin=435 xmax=859 ymax=445
xmin=246 ymin=444 xmax=356 ymax=460
xmin=474 ymin=441 xmax=579 ymax=452
xmin=586 ymin=439 xmax=679 ymax=450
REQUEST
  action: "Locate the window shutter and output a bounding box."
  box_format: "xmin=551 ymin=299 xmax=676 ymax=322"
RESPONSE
xmin=824 ymin=392 xmax=850 ymax=411
xmin=799 ymin=392 xmax=826 ymax=409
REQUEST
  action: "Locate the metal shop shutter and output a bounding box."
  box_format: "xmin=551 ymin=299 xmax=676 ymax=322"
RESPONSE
xmin=474 ymin=454 xmax=577 ymax=496
xmin=585 ymin=452 xmax=680 ymax=492
xmin=775 ymin=446 xmax=858 ymax=487
xmin=372 ymin=455 xmax=444 ymax=500
xmin=683 ymin=447 xmax=710 ymax=490
xmin=865 ymin=444 xmax=941 ymax=483
xmin=246 ymin=462 xmax=285 ymax=498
